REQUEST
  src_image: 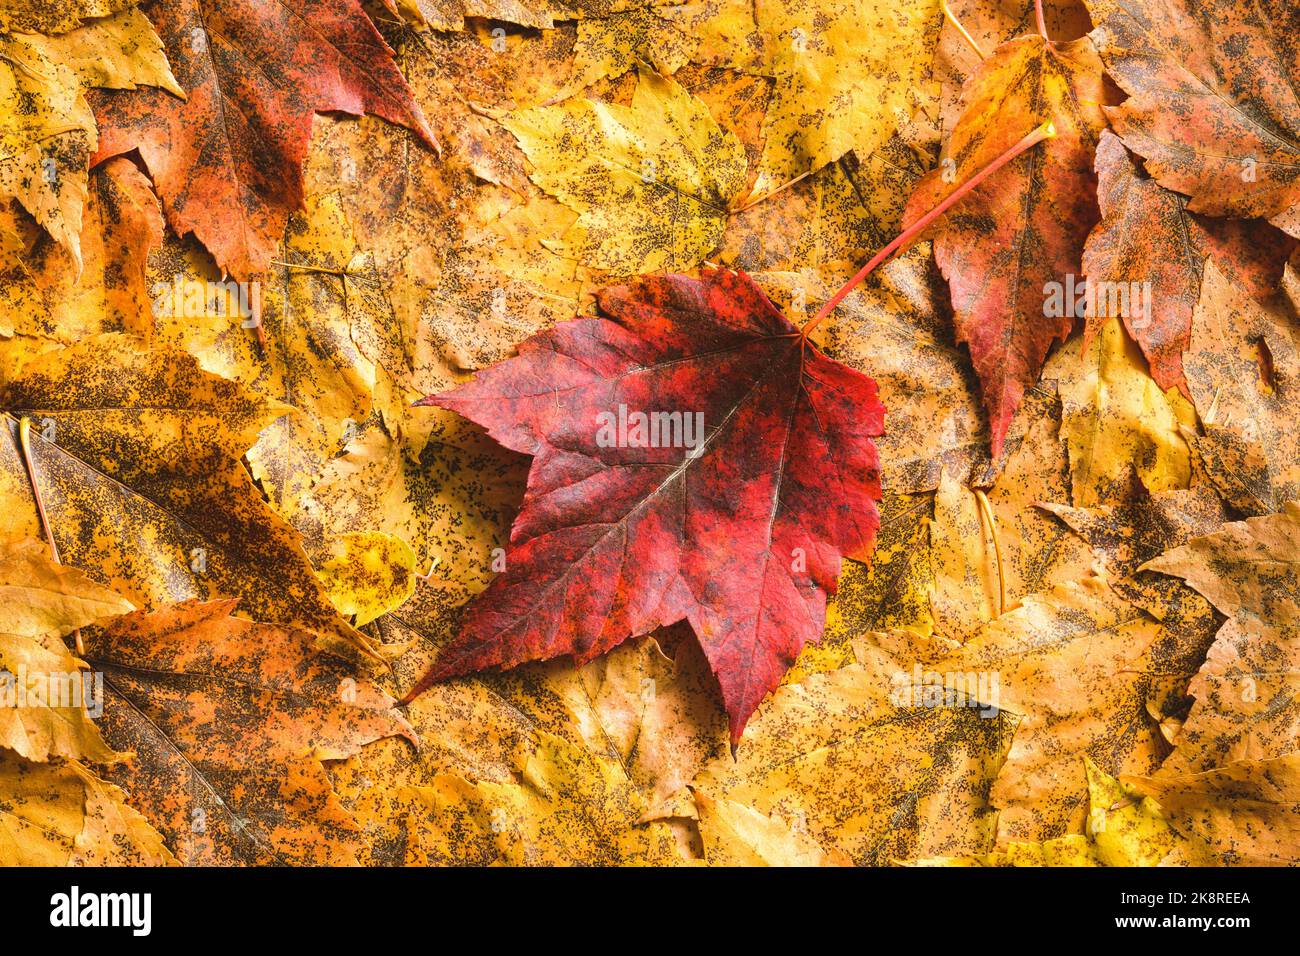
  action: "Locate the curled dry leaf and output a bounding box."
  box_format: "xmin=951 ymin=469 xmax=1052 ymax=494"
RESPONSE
xmin=927 ymin=469 xmax=998 ymax=640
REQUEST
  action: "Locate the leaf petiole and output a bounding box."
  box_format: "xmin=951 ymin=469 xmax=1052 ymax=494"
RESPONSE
xmin=943 ymin=0 xmax=986 ymax=59
xmin=973 ymin=487 xmax=1006 ymax=617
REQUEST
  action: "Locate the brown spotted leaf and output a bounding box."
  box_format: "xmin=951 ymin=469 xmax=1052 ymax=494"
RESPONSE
xmin=693 ymin=790 xmax=852 ymax=866
xmin=754 ymin=249 xmax=993 ymax=495
xmin=750 ymin=0 xmax=942 ymax=197
xmin=935 ymin=0 xmax=1093 ymax=131
xmin=1159 ymin=612 xmax=1300 ymax=775
xmin=929 ymin=576 xmax=1166 ymax=843
xmin=386 ymin=731 xmax=692 ymax=866
xmin=84 ymin=600 xmax=414 ymax=865
xmin=0 ymin=1 xmax=136 ymax=34
xmin=1181 ymin=263 xmax=1300 ymax=515
xmin=1089 ymin=0 xmax=1300 ymax=230
xmin=1040 ymin=472 xmax=1228 ymax=616
xmin=0 ymin=10 xmax=178 ymax=273
xmin=0 ymin=752 xmax=176 ymax=866
xmin=0 ymin=537 xmax=131 ymax=764
xmin=381 ymin=0 xmax=553 ymax=31
xmin=150 ymin=191 xmax=412 ymax=518
xmin=1 ymin=157 xmax=165 ymax=383
xmin=328 ymin=579 xmax=725 ymax=864
xmin=0 ymin=335 xmax=378 ymax=659
xmin=1143 ymin=503 xmax=1300 ymax=633
xmin=1126 ymin=754 xmax=1300 ymax=865
xmin=690 ymin=628 xmax=1018 ymax=864
xmin=979 ymin=382 xmax=1097 ymax=606
xmin=1082 ymin=130 xmax=1294 ymax=396
xmin=501 ymin=66 xmax=748 ymax=275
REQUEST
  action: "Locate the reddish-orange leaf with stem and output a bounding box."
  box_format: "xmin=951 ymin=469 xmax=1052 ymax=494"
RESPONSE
xmin=89 ymin=0 xmax=437 ymax=284
xmin=903 ymin=9 xmax=1110 ymax=456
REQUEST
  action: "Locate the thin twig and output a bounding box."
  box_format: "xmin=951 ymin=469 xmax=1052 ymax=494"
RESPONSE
xmin=942 ymin=0 xmax=987 ymax=59
xmin=414 ymin=557 xmax=441 ymax=582
xmin=972 ymin=487 xmax=1006 ymax=619
xmin=734 ymin=169 xmax=815 ymax=212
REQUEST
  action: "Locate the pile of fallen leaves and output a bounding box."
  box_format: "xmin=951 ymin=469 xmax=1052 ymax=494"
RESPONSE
xmin=1 ymin=0 xmax=1297 ymax=867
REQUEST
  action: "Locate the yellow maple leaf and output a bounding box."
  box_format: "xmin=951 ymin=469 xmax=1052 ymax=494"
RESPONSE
xmin=750 ymin=0 xmax=941 ymax=198
xmin=1055 ymin=320 xmax=1195 ymax=508
xmin=503 ymin=65 xmax=747 ymax=274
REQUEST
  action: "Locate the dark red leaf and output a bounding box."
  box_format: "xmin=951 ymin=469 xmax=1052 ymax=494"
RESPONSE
xmin=407 ymin=269 xmax=885 ymax=743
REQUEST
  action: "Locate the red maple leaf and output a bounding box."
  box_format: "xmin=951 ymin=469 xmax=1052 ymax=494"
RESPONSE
xmin=405 ymin=269 xmax=885 ymax=743
xmin=89 ymin=0 xmax=437 ymax=281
